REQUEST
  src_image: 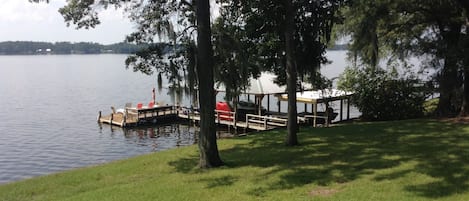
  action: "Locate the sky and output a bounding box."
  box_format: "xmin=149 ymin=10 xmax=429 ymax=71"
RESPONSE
xmin=0 ymin=0 xmax=134 ymax=45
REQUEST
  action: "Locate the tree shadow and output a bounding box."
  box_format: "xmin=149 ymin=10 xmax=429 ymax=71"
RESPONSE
xmin=198 ymin=175 xmax=238 ymax=188
xmin=168 ymin=157 xmax=199 ymax=174
xmin=168 ymin=119 xmax=469 ymax=198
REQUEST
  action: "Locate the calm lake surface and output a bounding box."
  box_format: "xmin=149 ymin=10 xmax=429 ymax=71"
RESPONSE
xmin=0 ymin=51 xmax=354 ymax=184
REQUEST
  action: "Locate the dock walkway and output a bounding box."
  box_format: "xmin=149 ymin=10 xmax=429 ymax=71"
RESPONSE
xmin=177 ymin=110 xmax=316 ymax=131
xmin=98 ymin=105 xmax=178 ymax=127
xmin=99 ymin=106 xmax=328 ymax=131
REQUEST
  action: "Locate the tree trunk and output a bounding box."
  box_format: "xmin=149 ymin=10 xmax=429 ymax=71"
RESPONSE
xmin=436 ymin=23 xmax=461 ymax=117
xmin=437 ymin=60 xmax=458 ymax=117
xmin=196 ymin=0 xmax=224 ymax=168
xmin=458 ymin=0 xmax=469 ymax=117
xmin=284 ymin=0 xmax=298 ymax=146
xmin=460 ymin=67 xmax=469 ymax=116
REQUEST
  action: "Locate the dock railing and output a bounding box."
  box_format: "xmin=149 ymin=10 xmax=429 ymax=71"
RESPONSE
xmin=117 ymin=106 xmax=176 ymax=126
xmin=246 ymin=114 xmax=288 ymax=130
xmin=214 ymin=109 xmax=237 ymax=127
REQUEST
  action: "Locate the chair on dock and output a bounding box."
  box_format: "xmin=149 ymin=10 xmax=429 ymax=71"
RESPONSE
xmin=148 ymin=101 xmax=155 ymax=108
xmin=137 ymin=103 xmax=143 ymax=109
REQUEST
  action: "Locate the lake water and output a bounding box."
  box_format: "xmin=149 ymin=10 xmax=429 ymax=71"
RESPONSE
xmin=0 ymin=51 xmax=354 ymax=184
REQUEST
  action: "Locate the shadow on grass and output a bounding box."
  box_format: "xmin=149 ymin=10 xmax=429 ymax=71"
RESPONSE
xmin=169 ymin=119 xmax=469 ymax=198
xmin=198 ymin=175 xmax=238 ymax=188
xmin=168 ymin=157 xmax=199 ymax=174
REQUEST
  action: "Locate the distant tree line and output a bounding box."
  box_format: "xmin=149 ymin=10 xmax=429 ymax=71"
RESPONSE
xmin=0 ymin=41 xmax=173 ymax=55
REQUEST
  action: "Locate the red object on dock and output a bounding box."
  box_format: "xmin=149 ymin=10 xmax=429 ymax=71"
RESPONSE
xmin=137 ymin=103 xmax=143 ymax=109
xmin=216 ymin=102 xmax=233 ymax=120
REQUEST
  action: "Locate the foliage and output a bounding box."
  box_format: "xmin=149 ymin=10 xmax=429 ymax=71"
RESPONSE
xmin=121 ymin=0 xmax=198 ymax=95
xmin=218 ymin=0 xmax=346 ymax=145
xmin=338 ymin=67 xmax=429 ymax=121
xmin=2 ymin=120 xmax=469 ymax=200
xmin=222 ymin=0 xmax=344 ymax=85
xmin=212 ymin=8 xmax=259 ymax=101
xmin=337 ymin=0 xmax=469 ymax=116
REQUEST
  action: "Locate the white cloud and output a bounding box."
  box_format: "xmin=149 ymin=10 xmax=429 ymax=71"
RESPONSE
xmin=0 ymin=0 xmax=224 ymax=44
xmin=0 ymin=0 xmax=134 ymax=44
xmin=0 ymin=0 xmax=61 ymax=22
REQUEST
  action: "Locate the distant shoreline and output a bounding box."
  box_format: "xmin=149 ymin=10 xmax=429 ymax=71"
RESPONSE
xmin=0 ymin=41 xmax=172 ymax=55
xmin=0 ymin=41 xmax=347 ymax=55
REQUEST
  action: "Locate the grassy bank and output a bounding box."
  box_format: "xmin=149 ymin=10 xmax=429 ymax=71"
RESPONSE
xmin=1 ymin=119 xmax=469 ymax=201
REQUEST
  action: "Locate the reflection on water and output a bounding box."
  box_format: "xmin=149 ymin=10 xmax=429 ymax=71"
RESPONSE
xmin=120 ymin=123 xmax=198 ymax=151
xmin=103 ymin=122 xmax=237 ymax=152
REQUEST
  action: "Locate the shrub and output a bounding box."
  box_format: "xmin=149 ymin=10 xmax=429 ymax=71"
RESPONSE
xmin=338 ymin=67 xmax=429 ymax=121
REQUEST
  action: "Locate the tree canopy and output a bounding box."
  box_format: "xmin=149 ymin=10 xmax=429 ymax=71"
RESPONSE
xmin=339 ymin=0 xmax=469 ymax=117
xmin=218 ymin=0 xmax=345 ymax=145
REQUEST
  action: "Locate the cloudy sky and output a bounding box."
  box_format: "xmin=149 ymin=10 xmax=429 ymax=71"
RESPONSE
xmin=0 ymin=0 xmax=134 ymax=44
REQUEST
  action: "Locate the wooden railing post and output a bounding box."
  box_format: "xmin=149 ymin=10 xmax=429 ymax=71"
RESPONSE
xmin=340 ymin=99 xmax=343 ymax=121
xmin=347 ymin=98 xmax=350 ymax=120
xmin=246 ymin=114 xmax=250 ymax=129
xmin=233 ymin=111 xmax=237 ymax=128
xmin=123 ymin=109 xmax=127 ymax=126
xmin=97 ymin=111 xmax=102 ymax=122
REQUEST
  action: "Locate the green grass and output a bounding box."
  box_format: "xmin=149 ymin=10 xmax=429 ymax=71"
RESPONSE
xmin=1 ymin=119 xmax=469 ymax=201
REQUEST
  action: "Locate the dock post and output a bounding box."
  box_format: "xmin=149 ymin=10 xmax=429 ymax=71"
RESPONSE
xmin=97 ymin=111 xmax=102 ymax=122
xmin=110 ymin=113 xmax=114 ymax=124
xmin=123 ymin=109 xmax=127 ymax=127
xmin=340 ymin=99 xmax=343 ymax=121
xmin=277 ymin=99 xmax=281 ymax=113
xmin=346 ymin=98 xmax=350 ymax=120
xmin=267 ymin=95 xmax=270 ymax=112
xmin=246 ymin=117 xmax=249 ymax=130
xmin=233 ymin=114 xmax=237 ymax=129
xmin=188 ymin=112 xmax=192 ymax=124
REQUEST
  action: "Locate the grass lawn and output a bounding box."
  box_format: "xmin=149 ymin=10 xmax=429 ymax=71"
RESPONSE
xmin=1 ymin=119 xmax=469 ymax=201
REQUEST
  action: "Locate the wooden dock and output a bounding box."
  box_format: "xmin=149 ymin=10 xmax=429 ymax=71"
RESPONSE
xmin=98 ymin=105 xmax=179 ymax=127
xmin=99 ymin=106 xmax=328 ymax=131
xmin=177 ymin=110 xmax=291 ymax=131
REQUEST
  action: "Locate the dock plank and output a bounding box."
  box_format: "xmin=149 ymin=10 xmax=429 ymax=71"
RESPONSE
xmin=99 ymin=106 xmax=287 ymax=131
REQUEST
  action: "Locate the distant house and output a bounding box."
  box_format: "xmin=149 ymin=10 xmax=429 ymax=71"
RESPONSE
xmin=101 ymin=49 xmax=114 ymax=53
xmin=36 ymin=48 xmax=53 ymax=54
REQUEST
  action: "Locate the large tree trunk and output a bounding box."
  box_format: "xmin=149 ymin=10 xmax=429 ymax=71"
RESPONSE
xmin=437 ymin=60 xmax=459 ymax=117
xmin=460 ymin=66 xmax=469 ymax=116
xmin=284 ymin=0 xmax=298 ymax=146
xmin=196 ymin=0 xmax=224 ymax=168
xmin=436 ymin=23 xmax=461 ymax=117
xmin=458 ymin=0 xmax=469 ymax=116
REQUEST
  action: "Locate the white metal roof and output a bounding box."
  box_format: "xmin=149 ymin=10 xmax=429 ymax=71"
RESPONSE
xmin=279 ymin=89 xmax=353 ymax=104
xmin=216 ymin=72 xmax=312 ymax=95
